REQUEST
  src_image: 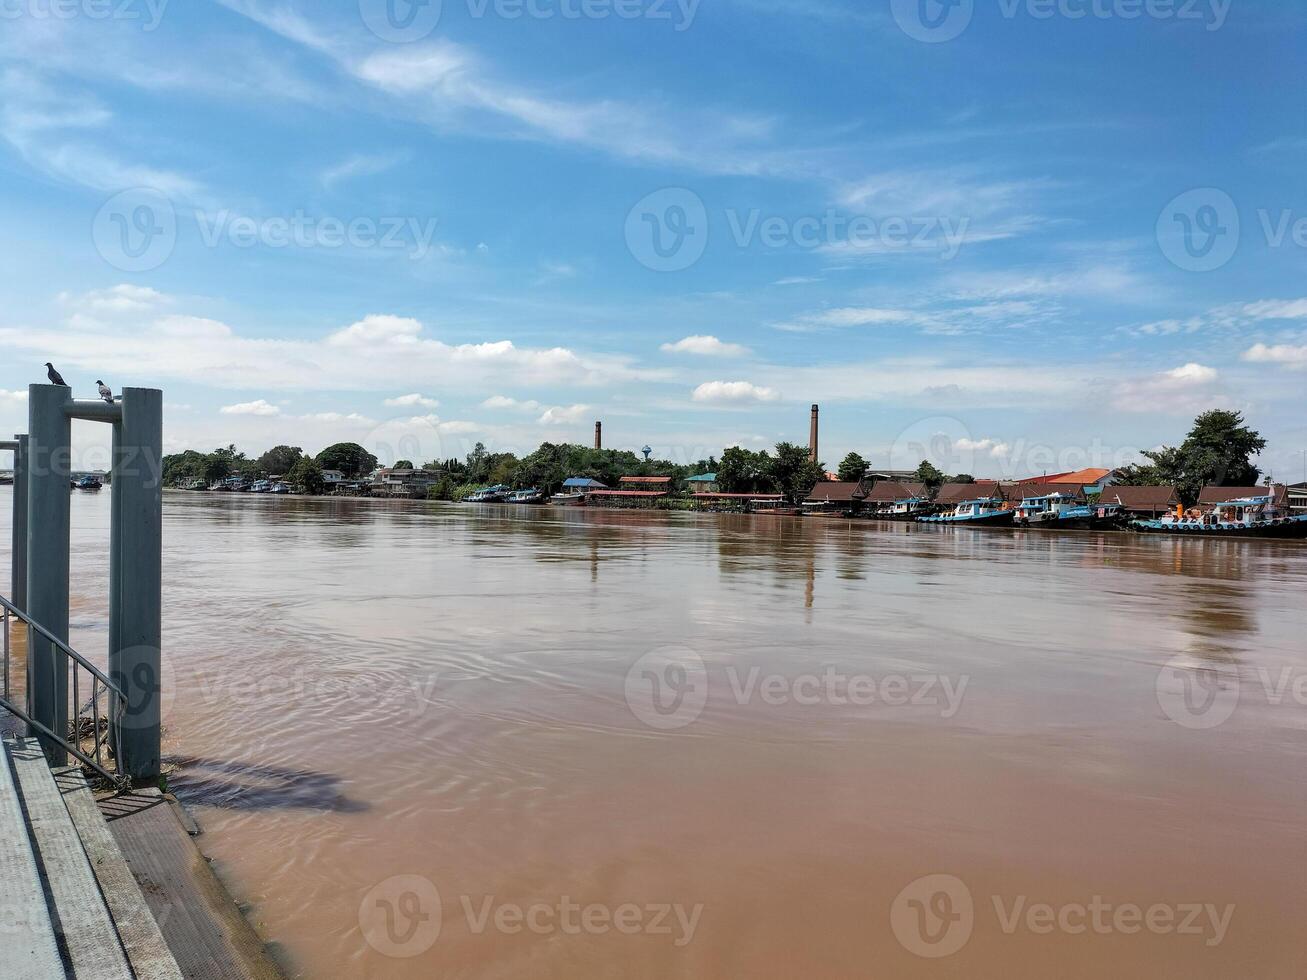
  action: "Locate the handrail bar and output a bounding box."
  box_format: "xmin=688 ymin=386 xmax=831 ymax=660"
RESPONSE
xmin=0 ymin=593 xmax=125 ymax=701
xmin=0 ymin=693 xmax=129 ymax=789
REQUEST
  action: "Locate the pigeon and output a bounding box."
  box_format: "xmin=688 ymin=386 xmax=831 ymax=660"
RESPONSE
xmin=96 ymin=380 xmax=113 ymax=404
xmin=45 ymin=362 xmax=68 ymax=386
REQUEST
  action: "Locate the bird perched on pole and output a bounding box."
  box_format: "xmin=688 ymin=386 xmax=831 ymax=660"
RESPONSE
xmin=97 ymin=380 xmax=114 ymax=404
xmin=46 ymin=362 xmax=68 ymax=386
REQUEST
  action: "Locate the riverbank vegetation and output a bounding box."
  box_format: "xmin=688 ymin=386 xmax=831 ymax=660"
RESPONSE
xmin=160 ymin=409 xmax=1270 ymax=506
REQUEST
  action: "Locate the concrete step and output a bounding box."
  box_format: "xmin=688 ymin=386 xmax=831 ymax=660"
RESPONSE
xmin=8 ymin=738 xmax=133 ymax=980
xmin=1 ymin=736 xmax=184 ymax=980
xmin=0 ymin=735 xmax=65 ymax=979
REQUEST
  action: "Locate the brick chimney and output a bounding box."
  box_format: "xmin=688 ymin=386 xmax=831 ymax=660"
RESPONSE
xmin=809 ymin=404 xmax=819 ymax=464
xmin=595 ymin=420 xmax=602 ymax=451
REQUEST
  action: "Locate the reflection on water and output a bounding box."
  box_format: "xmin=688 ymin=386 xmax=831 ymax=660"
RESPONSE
xmin=1 ymin=489 xmax=1306 ymax=979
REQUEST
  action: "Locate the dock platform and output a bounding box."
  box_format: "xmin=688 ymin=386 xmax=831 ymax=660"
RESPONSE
xmin=1 ymin=735 xmax=283 ymax=979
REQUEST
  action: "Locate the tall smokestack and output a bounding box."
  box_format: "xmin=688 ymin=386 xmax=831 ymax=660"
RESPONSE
xmin=595 ymin=420 xmax=602 ymax=451
xmin=809 ymin=404 xmax=819 ymax=464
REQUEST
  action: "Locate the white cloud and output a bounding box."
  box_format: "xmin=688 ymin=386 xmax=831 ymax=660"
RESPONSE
xmin=0 ymin=305 xmax=658 ymax=393
xmin=320 ymin=151 xmax=407 ymax=188
xmin=955 ymin=437 xmax=1010 ymax=458
xmin=384 ymin=393 xmax=439 ymax=408
xmin=661 ymin=335 xmax=749 ymax=357
xmin=220 ymin=399 xmax=280 ymax=417
xmin=59 ymin=284 xmax=167 ymax=315
xmin=300 ymin=411 xmax=376 ymax=424
xmin=1163 ymin=363 xmax=1217 ymax=385
xmin=1 ymin=389 xmax=28 ymax=403
xmin=1235 ymin=298 xmax=1307 ymax=321
xmin=692 ymin=381 xmax=782 ymax=404
xmin=1112 ymin=363 xmax=1226 ymax=414
xmin=1243 ymin=343 xmax=1307 ymax=368
xmin=538 ymin=404 xmax=591 ymax=425
xmin=481 ymin=395 xmax=541 ymax=411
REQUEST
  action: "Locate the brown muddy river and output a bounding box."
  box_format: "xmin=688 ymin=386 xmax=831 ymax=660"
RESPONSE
xmin=2 ymin=489 xmax=1306 ymax=978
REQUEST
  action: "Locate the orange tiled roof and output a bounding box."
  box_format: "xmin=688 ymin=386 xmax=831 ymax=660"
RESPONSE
xmin=1046 ymin=468 xmax=1115 ymax=485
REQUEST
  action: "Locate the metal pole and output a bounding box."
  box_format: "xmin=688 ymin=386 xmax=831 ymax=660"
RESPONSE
xmin=110 ymin=387 xmax=163 ymax=782
xmin=26 ymin=385 xmax=72 ymax=765
xmin=13 ymin=435 xmax=29 ymax=612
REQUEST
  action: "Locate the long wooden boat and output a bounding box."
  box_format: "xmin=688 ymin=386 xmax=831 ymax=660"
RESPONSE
xmin=1132 ymin=495 xmax=1307 ymax=539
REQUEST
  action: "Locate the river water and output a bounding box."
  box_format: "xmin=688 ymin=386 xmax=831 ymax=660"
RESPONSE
xmin=2 ymin=489 xmax=1305 ymax=978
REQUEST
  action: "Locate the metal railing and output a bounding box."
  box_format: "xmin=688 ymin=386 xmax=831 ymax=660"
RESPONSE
xmin=1 ymin=594 xmax=129 ymax=790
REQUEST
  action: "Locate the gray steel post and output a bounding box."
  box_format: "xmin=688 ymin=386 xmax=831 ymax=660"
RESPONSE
xmin=13 ymin=435 xmax=28 ymax=612
xmin=110 ymin=387 xmax=163 ymax=781
xmin=27 ymin=385 xmax=72 ymax=764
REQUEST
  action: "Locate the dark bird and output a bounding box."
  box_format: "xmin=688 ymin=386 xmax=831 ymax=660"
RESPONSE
xmin=45 ymin=362 xmax=68 ymax=386
xmin=96 ymin=380 xmax=113 ymax=404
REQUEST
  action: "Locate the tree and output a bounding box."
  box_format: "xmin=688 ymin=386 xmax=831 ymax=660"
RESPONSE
xmin=288 ymin=456 xmax=325 ymax=495
xmin=162 ymin=450 xmax=208 ymax=486
xmin=914 ymin=460 xmax=946 ymax=488
xmin=1116 ymin=411 xmax=1265 ymax=505
xmin=717 ymin=446 xmax=772 ymax=494
xmin=1178 ymin=409 xmax=1265 ymax=488
xmin=950 ymin=473 xmax=975 ymax=485
xmin=393 ymin=459 xmax=414 ymax=471
xmin=257 ymin=445 xmax=304 ymax=476
xmin=316 ymin=442 xmax=378 ymax=478
xmin=837 ymin=452 xmax=868 ymax=483
xmin=770 ymin=442 xmax=825 ymax=504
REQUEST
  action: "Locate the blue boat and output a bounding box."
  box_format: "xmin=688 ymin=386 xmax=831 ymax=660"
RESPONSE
xmin=1133 ymin=495 xmax=1307 ymax=539
xmin=918 ymin=498 xmax=1014 ymax=527
xmin=73 ymin=474 xmax=103 ymax=491
xmin=1014 ymin=491 xmax=1124 ymax=530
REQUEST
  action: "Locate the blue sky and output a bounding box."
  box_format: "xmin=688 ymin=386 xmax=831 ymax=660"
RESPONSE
xmin=1 ymin=0 xmax=1305 ymax=480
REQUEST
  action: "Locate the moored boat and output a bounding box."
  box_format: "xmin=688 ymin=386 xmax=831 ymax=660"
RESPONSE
xmin=506 ymin=488 xmax=546 ymax=504
xmin=917 ymin=498 xmax=1014 ymax=527
xmin=183 ymin=478 xmax=208 ymax=491
xmin=1132 ymin=495 xmax=1307 ymax=539
xmin=73 ymin=474 xmax=103 ymax=491
xmin=1015 ymin=491 xmax=1127 ymax=531
xmin=466 ymin=484 xmax=511 ymax=503
xmin=862 ymin=496 xmax=932 ymax=522
xmin=548 ymin=477 xmax=607 ymax=506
